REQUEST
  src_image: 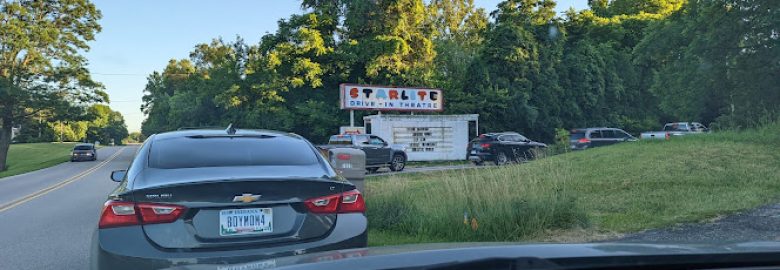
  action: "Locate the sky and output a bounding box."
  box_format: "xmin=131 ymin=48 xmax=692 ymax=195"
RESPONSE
xmin=85 ymin=0 xmax=589 ymax=133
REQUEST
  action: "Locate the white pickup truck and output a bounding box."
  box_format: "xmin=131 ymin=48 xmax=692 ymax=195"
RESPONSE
xmin=640 ymin=122 xmax=710 ymax=140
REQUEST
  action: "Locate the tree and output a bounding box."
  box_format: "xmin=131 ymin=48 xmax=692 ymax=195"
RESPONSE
xmin=0 ymin=0 xmax=103 ymax=171
xmin=85 ymin=104 xmax=128 ymax=145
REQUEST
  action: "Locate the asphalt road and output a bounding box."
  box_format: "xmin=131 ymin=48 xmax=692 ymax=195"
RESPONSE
xmin=0 ymin=146 xmax=138 ymax=270
xmin=620 ymin=203 xmax=780 ymax=243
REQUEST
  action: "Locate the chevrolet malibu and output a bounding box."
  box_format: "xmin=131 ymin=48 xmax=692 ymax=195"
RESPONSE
xmin=90 ymin=127 xmax=367 ymax=270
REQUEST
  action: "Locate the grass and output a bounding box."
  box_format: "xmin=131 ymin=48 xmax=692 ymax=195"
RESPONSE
xmin=0 ymin=143 xmax=77 ymax=179
xmin=366 ymin=124 xmax=780 ymax=246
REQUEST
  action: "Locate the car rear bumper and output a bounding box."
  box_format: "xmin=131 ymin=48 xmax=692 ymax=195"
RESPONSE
xmin=467 ymin=153 xmax=494 ymax=162
xmin=71 ymin=155 xmax=95 ymax=161
xmin=91 ymin=213 xmax=367 ymax=270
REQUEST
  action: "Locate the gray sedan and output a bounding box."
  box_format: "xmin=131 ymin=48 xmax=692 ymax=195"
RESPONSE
xmin=91 ymin=128 xmax=367 ymax=270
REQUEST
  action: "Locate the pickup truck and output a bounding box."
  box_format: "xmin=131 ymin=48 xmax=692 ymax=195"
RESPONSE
xmin=319 ymin=134 xmax=407 ymax=173
xmin=640 ymin=122 xmax=710 ymax=140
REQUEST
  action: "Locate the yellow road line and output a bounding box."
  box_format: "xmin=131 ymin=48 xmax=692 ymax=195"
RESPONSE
xmin=0 ymin=147 xmax=127 ymax=213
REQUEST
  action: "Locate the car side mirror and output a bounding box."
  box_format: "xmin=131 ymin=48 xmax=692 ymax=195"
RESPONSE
xmin=110 ymin=170 xmax=126 ymax=182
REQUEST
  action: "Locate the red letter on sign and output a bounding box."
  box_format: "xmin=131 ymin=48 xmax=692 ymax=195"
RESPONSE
xmin=389 ymin=90 xmax=399 ymax=100
xmin=417 ymin=91 xmax=427 ymax=101
xmin=349 ymin=88 xmax=358 ymax=98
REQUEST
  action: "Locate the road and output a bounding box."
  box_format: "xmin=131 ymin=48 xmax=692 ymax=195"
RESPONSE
xmin=0 ymin=146 xmax=138 ymax=270
xmin=620 ymin=203 xmax=780 ymax=243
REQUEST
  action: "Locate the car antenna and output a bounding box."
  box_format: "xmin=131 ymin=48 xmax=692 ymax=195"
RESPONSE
xmin=226 ymin=123 xmax=237 ymax=135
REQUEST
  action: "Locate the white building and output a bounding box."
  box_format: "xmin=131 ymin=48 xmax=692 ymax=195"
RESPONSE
xmin=363 ymin=114 xmax=479 ymax=161
xmin=11 ymin=127 xmax=20 ymax=141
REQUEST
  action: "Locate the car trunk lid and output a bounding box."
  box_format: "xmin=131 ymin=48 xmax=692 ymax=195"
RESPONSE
xmin=129 ymin=176 xmax=353 ymax=250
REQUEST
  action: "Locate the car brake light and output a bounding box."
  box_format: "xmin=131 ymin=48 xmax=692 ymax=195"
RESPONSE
xmin=336 ymin=153 xmax=351 ymax=160
xmin=578 ymin=138 xmax=590 ymax=143
xmin=480 ymin=143 xmax=491 ymax=149
xmin=665 ymin=132 xmax=671 ymax=140
xmin=137 ymin=203 xmax=186 ymax=224
xmin=98 ymin=201 xmax=186 ymax=229
xmin=304 ymin=189 xmax=365 ymax=214
xmin=338 ymin=189 xmax=365 ymax=213
xmin=99 ymin=201 xmax=138 ymax=228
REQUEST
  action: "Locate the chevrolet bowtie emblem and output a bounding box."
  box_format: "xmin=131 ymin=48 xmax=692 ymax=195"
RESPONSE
xmin=233 ymin=193 xmax=261 ymax=203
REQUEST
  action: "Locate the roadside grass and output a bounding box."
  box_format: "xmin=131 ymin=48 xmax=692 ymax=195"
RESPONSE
xmin=0 ymin=143 xmax=77 ymax=179
xmin=366 ymin=124 xmax=780 ymax=246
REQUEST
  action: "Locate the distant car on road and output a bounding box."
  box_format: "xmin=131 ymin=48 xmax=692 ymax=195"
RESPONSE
xmin=321 ymin=134 xmax=407 ymax=173
xmin=71 ymin=143 xmax=97 ymax=161
xmin=640 ymin=122 xmax=709 ymax=140
xmin=467 ymin=132 xmax=547 ymax=165
xmin=569 ymin=128 xmax=637 ymax=150
xmin=92 ymin=127 xmax=367 ymax=270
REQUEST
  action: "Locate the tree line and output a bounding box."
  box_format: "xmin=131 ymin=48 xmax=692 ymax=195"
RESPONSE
xmin=139 ymin=0 xmax=778 ymax=143
xmin=1 ymin=0 xmax=128 ymax=171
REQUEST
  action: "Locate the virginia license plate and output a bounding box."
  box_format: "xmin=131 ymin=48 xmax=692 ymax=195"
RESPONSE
xmin=219 ymin=208 xmax=273 ymax=236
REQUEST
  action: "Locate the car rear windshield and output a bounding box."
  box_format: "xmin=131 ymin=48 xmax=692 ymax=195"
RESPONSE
xmin=148 ymin=136 xmax=319 ymax=169
xmin=570 ymin=132 xmax=586 ymax=140
xmin=74 ymin=145 xmax=92 ymax=150
xmin=328 ymin=135 xmax=353 ymax=145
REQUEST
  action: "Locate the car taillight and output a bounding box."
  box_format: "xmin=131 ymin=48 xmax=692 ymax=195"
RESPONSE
xmin=98 ymin=201 xmax=186 ymax=229
xmin=137 ymin=203 xmax=186 ymax=224
xmin=336 ymin=153 xmax=351 ymax=160
xmin=338 ymin=189 xmax=365 ymax=213
xmin=665 ymin=132 xmax=671 ymax=140
xmin=480 ymin=143 xmax=491 ymax=149
xmin=578 ymin=138 xmax=590 ymax=143
xmin=98 ymin=201 xmax=138 ymax=228
xmin=304 ymin=189 xmax=365 ymax=214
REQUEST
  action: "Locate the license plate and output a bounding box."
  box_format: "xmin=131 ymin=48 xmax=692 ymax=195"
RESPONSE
xmin=219 ymin=208 xmax=273 ymax=236
xmin=470 ymin=150 xmax=476 ymax=154
xmin=217 ymin=259 xmax=276 ymax=270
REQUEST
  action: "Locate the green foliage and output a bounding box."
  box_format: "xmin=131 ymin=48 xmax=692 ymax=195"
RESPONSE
xmin=140 ymin=0 xmax=779 ymax=145
xmin=0 ymin=0 xmax=104 ymax=170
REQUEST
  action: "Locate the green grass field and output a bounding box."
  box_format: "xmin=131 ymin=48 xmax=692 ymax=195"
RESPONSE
xmin=366 ymin=124 xmax=780 ymax=246
xmin=0 ymin=143 xmax=77 ymax=179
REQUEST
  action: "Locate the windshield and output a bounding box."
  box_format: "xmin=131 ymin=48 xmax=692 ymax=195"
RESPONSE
xmin=1 ymin=0 xmax=778 ymax=269
xmin=328 ymin=136 xmax=353 ymax=145
xmin=148 ymin=137 xmax=318 ymax=169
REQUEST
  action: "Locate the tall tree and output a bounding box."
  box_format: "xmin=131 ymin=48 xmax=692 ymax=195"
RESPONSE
xmin=0 ymin=0 xmax=103 ymax=171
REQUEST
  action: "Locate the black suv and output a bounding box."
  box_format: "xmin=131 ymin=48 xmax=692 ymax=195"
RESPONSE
xmin=569 ymin=128 xmax=637 ymax=150
xmin=467 ymin=132 xmax=547 ymax=165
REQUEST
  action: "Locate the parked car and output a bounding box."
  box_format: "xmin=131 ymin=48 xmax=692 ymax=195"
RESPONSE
xmin=640 ymin=122 xmax=709 ymax=140
xmin=320 ymin=134 xmax=407 ymax=173
xmin=71 ymin=143 xmax=97 ymax=161
xmin=467 ymin=132 xmax=547 ymax=166
xmin=92 ymin=127 xmax=367 ymax=270
xmin=569 ymin=128 xmax=637 ymax=150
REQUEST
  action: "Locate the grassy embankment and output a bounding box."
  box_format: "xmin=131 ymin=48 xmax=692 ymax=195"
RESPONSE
xmin=0 ymin=143 xmax=76 ymax=179
xmin=366 ymin=124 xmax=780 ymax=246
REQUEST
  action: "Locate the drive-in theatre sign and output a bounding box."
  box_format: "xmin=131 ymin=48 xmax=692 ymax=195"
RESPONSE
xmin=340 ymin=83 xmax=443 ymax=112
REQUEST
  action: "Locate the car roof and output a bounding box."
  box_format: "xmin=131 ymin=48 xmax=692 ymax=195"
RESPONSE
xmin=571 ymin=127 xmax=615 ymax=132
xmin=152 ymin=128 xmax=300 ymax=141
xmin=74 ymin=143 xmax=94 ymax=147
xmin=484 ymin=132 xmax=521 ymax=136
